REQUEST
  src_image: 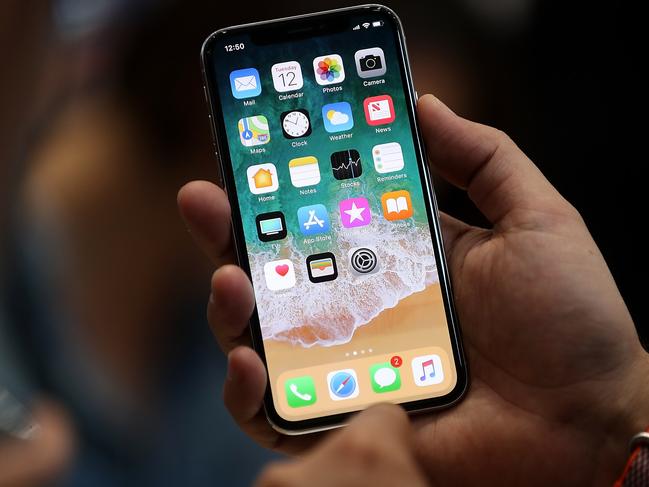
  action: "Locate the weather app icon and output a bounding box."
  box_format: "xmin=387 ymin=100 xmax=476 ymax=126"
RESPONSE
xmin=322 ymin=102 xmax=354 ymax=133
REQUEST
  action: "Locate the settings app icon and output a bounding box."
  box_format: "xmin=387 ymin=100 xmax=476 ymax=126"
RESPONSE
xmin=348 ymin=247 xmax=380 ymax=276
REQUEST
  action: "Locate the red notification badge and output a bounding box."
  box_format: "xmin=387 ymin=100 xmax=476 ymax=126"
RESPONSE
xmin=390 ymin=355 xmax=403 ymax=368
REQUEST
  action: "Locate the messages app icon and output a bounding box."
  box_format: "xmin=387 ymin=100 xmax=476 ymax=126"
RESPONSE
xmin=229 ymin=68 xmax=261 ymax=99
xmin=370 ymin=363 xmax=401 ymax=393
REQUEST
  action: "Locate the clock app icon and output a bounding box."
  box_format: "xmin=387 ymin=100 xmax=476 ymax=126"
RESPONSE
xmin=280 ymin=109 xmax=312 ymax=139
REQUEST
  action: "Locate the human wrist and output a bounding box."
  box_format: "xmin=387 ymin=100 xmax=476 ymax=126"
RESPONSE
xmin=597 ymin=350 xmax=649 ymax=484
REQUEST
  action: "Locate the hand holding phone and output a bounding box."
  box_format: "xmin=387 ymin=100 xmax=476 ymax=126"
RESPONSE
xmin=180 ymin=45 xmax=649 ymax=486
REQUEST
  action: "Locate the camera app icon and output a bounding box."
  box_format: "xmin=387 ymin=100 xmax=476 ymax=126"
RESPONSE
xmin=354 ymin=47 xmax=386 ymax=79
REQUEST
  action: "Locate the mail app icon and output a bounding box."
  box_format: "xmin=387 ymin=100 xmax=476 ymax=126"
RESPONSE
xmin=230 ymin=68 xmax=262 ymax=99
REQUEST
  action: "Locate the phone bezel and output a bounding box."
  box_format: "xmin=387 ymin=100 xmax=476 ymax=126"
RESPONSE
xmin=201 ymin=4 xmax=468 ymax=435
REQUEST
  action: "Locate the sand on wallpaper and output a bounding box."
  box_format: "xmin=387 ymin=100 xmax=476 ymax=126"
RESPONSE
xmin=264 ymin=282 xmax=449 ymax=372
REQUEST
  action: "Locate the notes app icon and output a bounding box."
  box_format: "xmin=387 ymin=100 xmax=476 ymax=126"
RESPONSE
xmin=289 ymin=156 xmax=320 ymax=188
xmin=411 ymin=355 xmax=444 ymax=387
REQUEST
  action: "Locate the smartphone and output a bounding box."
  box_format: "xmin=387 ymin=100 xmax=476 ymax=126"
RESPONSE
xmin=201 ymin=4 xmax=467 ymax=434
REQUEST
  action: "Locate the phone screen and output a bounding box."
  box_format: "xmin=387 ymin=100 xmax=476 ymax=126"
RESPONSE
xmin=203 ymin=6 xmax=466 ymax=431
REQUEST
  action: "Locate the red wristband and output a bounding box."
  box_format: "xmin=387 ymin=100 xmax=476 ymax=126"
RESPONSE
xmin=614 ymin=429 xmax=649 ymax=486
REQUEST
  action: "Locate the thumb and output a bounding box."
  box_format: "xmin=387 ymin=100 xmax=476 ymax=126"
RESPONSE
xmin=0 ymin=401 xmax=75 ymax=487
xmin=418 ymin=94 xmax=575 ymax=229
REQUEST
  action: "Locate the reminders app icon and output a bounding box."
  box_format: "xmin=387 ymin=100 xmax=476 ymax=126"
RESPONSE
xmin=229 ymin=68 xmax=261 ymax=99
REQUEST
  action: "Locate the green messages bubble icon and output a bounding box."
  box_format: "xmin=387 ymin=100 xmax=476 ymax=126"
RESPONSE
xmin=370 ymin=363 xmax=401 ymax=393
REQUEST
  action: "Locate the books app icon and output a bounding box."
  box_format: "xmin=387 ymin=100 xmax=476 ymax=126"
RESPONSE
xmin=381 ymin=190 xmax=413 ymax=221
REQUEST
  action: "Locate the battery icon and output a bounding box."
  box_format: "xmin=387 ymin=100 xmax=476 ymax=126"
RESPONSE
xmin=372 ymin=20 xmax=384 ymax=27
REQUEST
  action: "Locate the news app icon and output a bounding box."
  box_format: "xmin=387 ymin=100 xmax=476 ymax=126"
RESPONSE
xmin=363 ymin=95 xmax=395 ymax=125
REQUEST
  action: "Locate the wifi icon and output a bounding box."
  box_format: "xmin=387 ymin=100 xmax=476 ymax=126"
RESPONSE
xmin=362 ymin=22 xmax=371 ymax=29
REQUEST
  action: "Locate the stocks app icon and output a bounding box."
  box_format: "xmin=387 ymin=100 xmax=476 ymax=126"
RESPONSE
xmin=330 ymin=149 xmax=362 ymax=180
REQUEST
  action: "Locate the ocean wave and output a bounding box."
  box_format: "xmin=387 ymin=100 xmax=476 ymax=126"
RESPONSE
xmin=251 ymin=219 xmax=438 ymax=348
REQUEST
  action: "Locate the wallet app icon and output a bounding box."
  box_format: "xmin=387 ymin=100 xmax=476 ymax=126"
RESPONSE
xmin=230 ymin=68 xmax=261 ymax=99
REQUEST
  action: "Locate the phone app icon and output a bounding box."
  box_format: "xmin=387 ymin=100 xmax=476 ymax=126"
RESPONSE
xmin=256 ymin=211 xmax=287 ymax=242
xmin=348 ymin=247 xmax=380 ymax=276
xmin=381 ymin=190 xmax=413 ymax=221
xmin=313 ymin=54 xmax=345 ymax=85
xmin=271 ymin=61 xmax=303 ymax=93
xmin=327 ymin=369 xmax=359 ymax=401
xmin=370 ymin=363 xmax=401 ymax=393
xmin=322 ymin=102 xmax=354 ymax=133
xmin=411 ymin=354 xmax=444 ymax=387
xmin=330 ymin=149 xmax=362 ymax=180
xmin=354 ymin=47 xmax=386 ymax=78
xmin=297 ymin=204 xmax=330 ymax=236
xmin=285 ymin=376 xmax=317 ymax=408
xmin=339 ymin=197 xmax=371 ymax=228
xmin=263 ymin=259 xmax=296 ymax=291
xmin=238 ymin=115 xmax=270 ymax=146
xmin=306 ymin=252 xmax=338 ymax=283
xmin=247 ymin=163 xmax=278 ymax=194
xmin=281 ymin=109 xmax=312 ymax=139
xmin=363 ymin=95 xmax=395 ymax=125
xmin=289 ymin=156 xmax=320 ymax=188
xmin=373 ymin=142 xmax=404 ymax=173
xmin=229 ymin=67 xmax=261 ymax=99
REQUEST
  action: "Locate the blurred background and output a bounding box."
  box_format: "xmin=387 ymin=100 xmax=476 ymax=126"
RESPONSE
xmin=0 ymin=0 xmax=633 ymax=486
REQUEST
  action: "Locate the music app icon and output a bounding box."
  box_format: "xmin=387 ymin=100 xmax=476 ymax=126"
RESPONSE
xmin=411 ymin=355 xmax=444 ymax=387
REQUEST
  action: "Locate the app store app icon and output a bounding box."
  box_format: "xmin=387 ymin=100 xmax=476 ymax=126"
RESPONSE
xmin=297 ymin=204 xmax=330 ymax=236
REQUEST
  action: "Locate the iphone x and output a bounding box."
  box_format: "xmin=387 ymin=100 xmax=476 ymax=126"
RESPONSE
xmin=201 ymin=4 xmax=467 ymax=434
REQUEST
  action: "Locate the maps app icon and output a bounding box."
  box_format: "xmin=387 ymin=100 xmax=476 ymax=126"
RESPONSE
xmin=238 ymin=115 xmax=270 ymax=147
